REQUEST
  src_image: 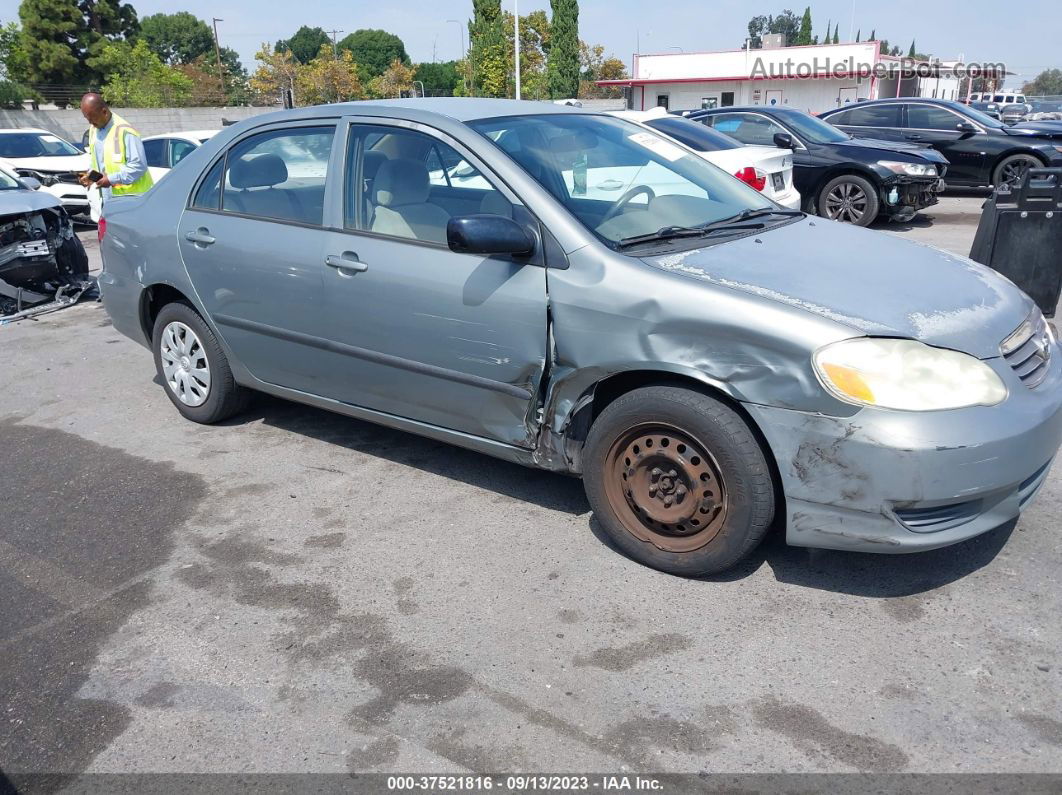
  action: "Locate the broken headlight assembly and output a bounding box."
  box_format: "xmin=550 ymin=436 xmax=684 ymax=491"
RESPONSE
xmin=813 ymin=338 xmax=1008 ymax=411
xmin=878 ymin=161 xmax=937 ymax=177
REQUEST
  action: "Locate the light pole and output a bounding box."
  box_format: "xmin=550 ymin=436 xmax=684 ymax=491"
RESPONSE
xmin=447 ymin=19 xmax=470 ymax=95
xmin=514 ymin=0 xmax=521 ymax=99
xmin=211 ymin=17 xmax=225 ymax=103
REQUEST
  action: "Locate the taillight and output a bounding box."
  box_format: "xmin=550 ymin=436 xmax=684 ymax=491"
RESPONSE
xmin=734 ymin=166 xmax=767 ymax=192
xmin=97 ymin=217 xmax=106 ymax=242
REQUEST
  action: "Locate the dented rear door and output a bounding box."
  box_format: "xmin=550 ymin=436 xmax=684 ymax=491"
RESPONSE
xmin=314 ymin=118 xmax=548 ymax=447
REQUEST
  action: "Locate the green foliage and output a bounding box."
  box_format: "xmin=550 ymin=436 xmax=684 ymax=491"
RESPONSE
xmin=468 ymin=0 xmax=507 ymax=97
xmin=746 ymin=9 xmax=800 ymax=47
xmin=1024 ymin=69 xmax=1062 ymax=96
xmin=832 ymin=26 xmax=838 ymax=44
xmin=795 ymin=7 xmax=812 ymax=46
xmin=0 ymin=22 xmax=30 ymax=81
xmin=97 ymin=38 xmax=193 ymax=106
xmin=17 ymin=0 xmax=138 ymax=85
xmin=337 ymin=29 xmax=409 ymax=84
xmin=139 ymin=11 xmax=214 ymax=65
xmin=908 ymin=40 xmax=916 ymax=57
xmin=547 ymin=0 xmax=579 ymax=99
xmin=275 ymin=26 xmax=330 ymax=65
xmin=855 ymin=29 xmax=860 ymax=42
xmin=414 ymin=61 xmax=460 ymax=95
xmin=0 ymin=78 xmax=30 ymax=107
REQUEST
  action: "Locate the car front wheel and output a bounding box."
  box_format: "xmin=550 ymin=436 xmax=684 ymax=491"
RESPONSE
xmin=992 ymin=154 xmax=1042 ymax=187
xmin=817 ymin=174 xmax=880 ymax=226
xmin=582 ymin=386 xmax=776 ymax=577
xmin=151 ymin=301 xmax=248 ymax=424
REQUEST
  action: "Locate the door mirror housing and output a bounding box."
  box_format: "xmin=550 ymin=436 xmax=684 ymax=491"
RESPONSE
xmin=956 ymin=121 xmax=978 ymax=134
xmin=447 ymin=214 xmax=536 ymax=257
xmin=18 ymin=176 xmax=42 ymax=191
xmin=773 ymin=132 xmax=795 ymax=149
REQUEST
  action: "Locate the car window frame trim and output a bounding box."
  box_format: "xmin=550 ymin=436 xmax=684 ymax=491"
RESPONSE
xmin=903 ymin=103 xmax=986 ymax=134
xmin=709 ymin=111 xmax=809 ymax=150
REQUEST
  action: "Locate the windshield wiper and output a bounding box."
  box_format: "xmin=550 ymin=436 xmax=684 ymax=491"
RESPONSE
xmin=718 ymin=207 xmax=804 ymax=224
xmin=616 ymin=225 xmax=711 ymax=248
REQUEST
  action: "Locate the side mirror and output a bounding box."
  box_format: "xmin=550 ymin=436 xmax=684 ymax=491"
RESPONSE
xmin=447 ymin=214 xmax=535 ymax=257
xmin=18 ymin=176 xmax=42 ymax=190
xmin=956 ymin=121 xmax=977 ymax=133
xmin=773 ymin=132 xmax=795 ymax=149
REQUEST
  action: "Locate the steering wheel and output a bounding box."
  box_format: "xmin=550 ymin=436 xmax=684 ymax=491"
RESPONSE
xmin=601 ymin=184 xmax=656 ymax=223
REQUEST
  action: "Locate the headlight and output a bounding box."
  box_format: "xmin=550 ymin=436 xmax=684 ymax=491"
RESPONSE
xmin=878 ymin=160 xmax=937 ymax=177
xmin=813 ymin=338 xmax=1007 ymax=411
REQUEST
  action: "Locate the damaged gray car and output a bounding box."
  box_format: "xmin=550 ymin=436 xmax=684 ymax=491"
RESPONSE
xmin=98 ymin=99 xmax=1062 ymax=576
xmin=0 ymin=168 xmax=90 ymax=319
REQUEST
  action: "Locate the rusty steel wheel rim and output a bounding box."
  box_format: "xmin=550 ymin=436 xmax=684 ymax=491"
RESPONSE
xmin=603 ymin=422 xmax=729 ymax=553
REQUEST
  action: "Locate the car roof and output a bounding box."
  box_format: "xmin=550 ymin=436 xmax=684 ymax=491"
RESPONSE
xmin=242 ymin=98 xmax=588 ymax=127
xmin=144 ymin=130 xmax=220 ymax=141
xmin=0 ymin=128 xmax=56 ymax=135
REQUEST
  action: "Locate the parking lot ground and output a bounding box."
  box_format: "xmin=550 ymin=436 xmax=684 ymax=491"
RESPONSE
xmin=2 ymin=200 xmax=1061 ymax=782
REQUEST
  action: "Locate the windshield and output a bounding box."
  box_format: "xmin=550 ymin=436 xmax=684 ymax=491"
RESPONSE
xmin=468 ymin=114 xmax=774 ymax=248
xmin=643 ymin=117 xmax=741 ymax=152
xmin=777 ymin=111 xmax=850 ymax=143
xmin=0 ymin=132 xmax=82 ymax=158
xmin=957 ymin=104 xmax=1005 ymax=128
xmin=0 ymin=169 xmax=21 ymax=190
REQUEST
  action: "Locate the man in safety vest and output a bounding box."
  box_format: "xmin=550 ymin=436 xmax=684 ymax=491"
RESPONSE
xmin=78 ymin=93 xmax=153 ymax=203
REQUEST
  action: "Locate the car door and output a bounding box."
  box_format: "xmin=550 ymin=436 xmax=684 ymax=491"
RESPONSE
xmin=177 ymin=120 xmax=337 ymax=394
xmin=827 ymin=103 xmax=905 ymax=143
xmin=901 ymin=104 xmax=985 ymax=183
xmin=706 ymin=112 xmax=823 ymax=199
xmin=315 ymin=118 xmax=549 ymax=447
xmin=143 ymin=137 xmax=169 ymax=182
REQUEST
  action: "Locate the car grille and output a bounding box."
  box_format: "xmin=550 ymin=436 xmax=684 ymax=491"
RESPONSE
xmin=16 ymin=169 xmax=83 ymax=186
xmin=1018 ymin=460 xmax=1053 ymax=508
xmin=895 ymin=499 xmax=983 ymax=532
xmin=1001 ymin=313 xmax=1053 ymax=388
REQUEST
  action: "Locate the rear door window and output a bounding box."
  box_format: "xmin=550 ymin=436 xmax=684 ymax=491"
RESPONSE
xmin=144 ymin=138 xmax=167 ymax=168
xmin=169 ymin=138 xmax=198 ymax=167
xmin=906 ymin=105 xmax=964 ymax=130
xmin=831 ymin=104 xmax=901 ymax=127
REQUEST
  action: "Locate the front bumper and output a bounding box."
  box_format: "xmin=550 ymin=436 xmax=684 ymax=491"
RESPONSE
xmin=744 ymin=352 xmax=1062 ymax=553
xmin=880 ymin=175 xmax=942 ymax=218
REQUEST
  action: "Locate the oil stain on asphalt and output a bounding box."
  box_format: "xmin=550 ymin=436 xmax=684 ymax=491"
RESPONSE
xmin=0 ymin=419 xmax=207 ymax=785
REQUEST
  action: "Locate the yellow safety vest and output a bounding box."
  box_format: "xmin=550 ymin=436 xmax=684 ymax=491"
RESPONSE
xmin=88 ymin=112 xmax=154 ymax=197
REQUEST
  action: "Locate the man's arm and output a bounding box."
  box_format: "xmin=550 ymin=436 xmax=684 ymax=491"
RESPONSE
xmin=104 ymin=131 xmax=148 ymax=186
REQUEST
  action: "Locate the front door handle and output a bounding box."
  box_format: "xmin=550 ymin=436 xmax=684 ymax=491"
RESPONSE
xmin=185 ymin=228 xmax=215 ymax=245
xmin=325 ymin=253 xmax=368 ymax=273
xmin=904 ymin=133 xmax=924 ymax=140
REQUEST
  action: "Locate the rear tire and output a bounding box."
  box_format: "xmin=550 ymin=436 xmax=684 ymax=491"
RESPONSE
xmin=817 ymin=174 xmax=880 ymax=227
xmin=151 ymin=301 xmax=248 ymax=424
xmin=583 ymin=386 xmax=775 ymax=577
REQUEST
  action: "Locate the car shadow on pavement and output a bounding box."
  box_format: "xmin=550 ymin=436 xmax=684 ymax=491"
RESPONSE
xmin=228 ymin=394 xmax=591 ymax=516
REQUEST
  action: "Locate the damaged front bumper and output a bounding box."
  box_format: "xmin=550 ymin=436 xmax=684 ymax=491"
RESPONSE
xmin=879 ymin=175 xmax=944 ymax=221
xmin=743 ymin=354 xmax=1062 ymax=553
xmin=0 ymin=203 xmax=90 ymax=318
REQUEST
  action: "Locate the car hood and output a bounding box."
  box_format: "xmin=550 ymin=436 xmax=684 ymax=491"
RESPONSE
xmin=641 ymin=216 xmax=1033 ymax=359
xmin=1006 ymin=122 xmax=1062 ymax=139
xmin=5 ymin=154 xmax=90 ymax=171
xmin=0 ymin=188 xmax=62 ymax=214
xmin=832 ymin=136 xmax=949 ymax=163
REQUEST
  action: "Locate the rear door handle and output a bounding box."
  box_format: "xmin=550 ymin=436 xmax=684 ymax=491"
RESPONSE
xmin=184 ymin=228 xmax=215 ymax=245
xmin=904 ymin=133 xmax=924 ymax=140
xmin=325 ymin=253 xmax=368 ymax=273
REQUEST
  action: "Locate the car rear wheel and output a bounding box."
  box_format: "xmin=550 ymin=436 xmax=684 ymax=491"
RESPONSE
xmin=818 ymin=174 xmax=879 ymax=226
xmin=152 ymin=301 xmax=248 ymax=424
xmin=992 ymin=154 xmax=1042 ymax=187
xmin=583 ymin=386 xmax=775 ymax=577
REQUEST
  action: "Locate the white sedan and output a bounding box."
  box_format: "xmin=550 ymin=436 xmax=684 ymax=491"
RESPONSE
xmin=0 ymin=128 xmax=91 ymax=216
xmin=607 ymin=109 xmax=801 ymax=209
xmin=143 ymin=130 xmax=220 ymax=182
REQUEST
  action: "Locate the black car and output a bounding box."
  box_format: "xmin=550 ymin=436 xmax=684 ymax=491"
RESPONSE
xmin=968 ymin=101 xmax=1002 ymax=120
xmin=820 ymin=98 xmax=1062 ymax=188
xmin=687 ymin=106 xmax=947 ymax=226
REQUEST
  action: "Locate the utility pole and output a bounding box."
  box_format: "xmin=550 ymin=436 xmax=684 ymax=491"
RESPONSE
xmin=514 ymin=0 xmax=521 ymax=99
xmin=447 ymin=19 xmax=469 ymax=95
xmin=211 ymin=18 xmax=225 ymax=104
xmin=326 ymin=29 xmax=344 ymax=57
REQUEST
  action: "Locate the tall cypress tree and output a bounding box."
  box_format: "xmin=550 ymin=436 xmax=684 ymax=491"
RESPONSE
xmin=832 ymin=27 xmax=839 ymax=44
xmin=468 ymin=0 xmax=507 ymax=97
xmin=908 ymin=40 xmax=916 ymax=57
xmin=796 ymin=7 xmax=812 ymax=46
xmin=547 ymin=0 xmax=579 ymax=99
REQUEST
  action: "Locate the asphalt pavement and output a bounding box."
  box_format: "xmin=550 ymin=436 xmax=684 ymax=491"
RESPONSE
xmin=1 ymin=194 xmax=1060 ymax=785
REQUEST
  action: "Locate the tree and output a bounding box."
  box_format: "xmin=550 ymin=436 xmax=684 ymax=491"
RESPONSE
xmin=251 ymin=42 xmax=300 ymax=105
xmin=297 ymin=45 xmax=363 ymax=104
xmin=770 ymin=9 xmax=800 ymax=44
xmin=139 ymin=12 xmax=214 ymax=65
xmin=908 ymin=40 xmax=916 ymax=57
xmin=869 ymin=29 xmax=876 ymax=41
xmin=855 ymin=29 xmax=860 ymax=42
xmin=547 ymin=0 xmax=579 ymax=98
xmin=795 ymin=7 xmax=812 ymax=46
xmin=832 ymin=26 xmax=839 ymax=44
xmin=79 ymin=0 xmax=140 ymax=79
xmin=97 ymin=38 xmax=193 ymax=106
xmin=1023 ymin=69 xmax=1062 ymax=96
xmin=578 ymin=41 xmax=626 ymax=98
xmin=504 ymin=10 xmax=550 ymax=98
xmin=468 ymin=0 xmax=507 ymax=97
xmin=275 ymin=26 xmax=330 ymax=65
xmin=414 ymin=61 xmax=460 ymax=96
xmin=822 ymin=21 xmax=831 ymax=47
xmin=338 ymin=29 xmax=409 ymax=85
xmin=0 ymin=21 xmax=31 ymax=81
xmin=368 ymin=57 xmax=414 ymax=98
xmin=746 ymin=15 xmax=768 ymax=48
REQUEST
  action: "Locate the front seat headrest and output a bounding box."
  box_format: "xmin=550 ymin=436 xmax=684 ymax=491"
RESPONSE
xmin=374 ymin=157 xmax=430 ymax=207
xmin=229 ymin=153 xmax=288 ymax=189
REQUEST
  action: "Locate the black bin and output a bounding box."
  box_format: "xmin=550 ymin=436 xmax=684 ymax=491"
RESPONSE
xmin=969 ymin=168 xmax=1062 ymax=318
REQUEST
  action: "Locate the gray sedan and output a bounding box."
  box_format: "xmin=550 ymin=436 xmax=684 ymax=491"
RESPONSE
xmin=98 ymin=99 xmax=1062 ymax=576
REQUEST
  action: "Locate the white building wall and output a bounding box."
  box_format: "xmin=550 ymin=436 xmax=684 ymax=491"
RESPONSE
xmin=634 ymin=42 xmax=880 ymax=81
xmin=635 ymin=76 xmax=873 ymax=114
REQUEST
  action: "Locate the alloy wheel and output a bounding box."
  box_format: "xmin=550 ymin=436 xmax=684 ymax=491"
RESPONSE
xmin=824 ymin=182 xmax=868 ymax=223
xmin=160 ymin=321 xmax=211 ymax=407
xmin=602 ymin=422 xmax=729 ymax=553
xmin=999 ymin=156 xmax=1038 ymax=186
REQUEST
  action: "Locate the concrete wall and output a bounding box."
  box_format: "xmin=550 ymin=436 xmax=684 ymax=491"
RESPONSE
xmin=0 ymin=106 xmax=277 ymax=142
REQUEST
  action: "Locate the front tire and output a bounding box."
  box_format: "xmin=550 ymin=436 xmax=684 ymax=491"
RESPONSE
xmin=152 ymin=301 xmax=248 ymax=424
xmin=583 ymin=386 xmax=776 ymax=577
xmin=817 ymin=174 xmax=880 ymax=226
xmin=992 ymin=153 xmax=1043 ymax=188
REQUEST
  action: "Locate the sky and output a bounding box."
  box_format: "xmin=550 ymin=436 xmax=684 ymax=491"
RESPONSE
xmin=1 ymin=0 xmax=1058 ymax=88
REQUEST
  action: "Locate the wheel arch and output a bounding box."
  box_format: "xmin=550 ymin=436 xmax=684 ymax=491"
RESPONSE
xmin=989 ymin=148 xmax=1048 ymax=183
xmin=139 ymin=282 xmax=194 ymax=343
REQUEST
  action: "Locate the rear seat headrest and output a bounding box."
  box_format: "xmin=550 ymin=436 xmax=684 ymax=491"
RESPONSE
xmin=229 ymin=153 xmax=288 ymax=189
